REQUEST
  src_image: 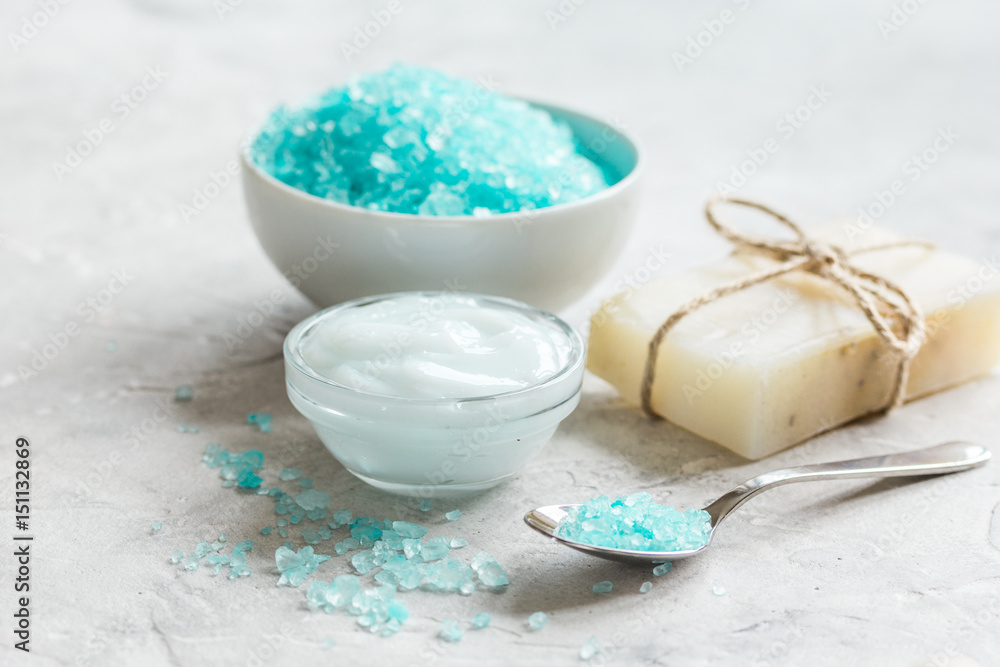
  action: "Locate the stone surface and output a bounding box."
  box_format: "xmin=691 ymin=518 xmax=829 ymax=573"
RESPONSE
xmin=1 ymin=1 xmax=999 ymax=666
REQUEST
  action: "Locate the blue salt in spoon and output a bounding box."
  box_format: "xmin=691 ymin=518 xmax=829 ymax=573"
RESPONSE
xmin=524 ymin=442 xmax=990 ymax=564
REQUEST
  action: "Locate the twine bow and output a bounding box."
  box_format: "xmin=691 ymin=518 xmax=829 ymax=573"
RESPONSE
xmin=640 ymin=198 xmax=932 ymax=418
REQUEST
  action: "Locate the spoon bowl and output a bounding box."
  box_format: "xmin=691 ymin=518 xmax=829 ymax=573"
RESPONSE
xmin=525 ymin=441 xmax=990 ymax=564
xmin=524 ymin=504 xmax=713 ymax=563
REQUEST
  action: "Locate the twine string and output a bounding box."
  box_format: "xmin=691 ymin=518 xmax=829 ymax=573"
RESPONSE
xmin=640 ymin=198 xmax=930 ymax=418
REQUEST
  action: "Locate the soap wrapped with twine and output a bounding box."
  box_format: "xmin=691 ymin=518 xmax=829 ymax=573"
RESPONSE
xmin=640 ymin=198 xmax=931 ymax=418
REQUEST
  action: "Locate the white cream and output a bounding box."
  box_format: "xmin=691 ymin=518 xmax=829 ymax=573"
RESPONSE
xmin=299 ymin=294 xmax=573 ymax=399
xmin=284 ymin=292 xmax=585 ymax=496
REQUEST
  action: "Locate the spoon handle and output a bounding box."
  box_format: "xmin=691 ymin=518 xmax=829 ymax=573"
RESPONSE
xmin=703 ymin=441 xmax=990 ymax=526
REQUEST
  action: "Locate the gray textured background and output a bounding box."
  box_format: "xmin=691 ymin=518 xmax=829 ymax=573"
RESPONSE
xmin=2 ymin=1 xmax=999 ymax=665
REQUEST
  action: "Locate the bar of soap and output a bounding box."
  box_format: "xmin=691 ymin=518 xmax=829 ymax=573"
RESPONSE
xmin=588 ymin=222 xmax=1000 ymax=459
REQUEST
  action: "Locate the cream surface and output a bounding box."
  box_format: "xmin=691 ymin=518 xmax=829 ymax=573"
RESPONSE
xmin=300 ymin=295 xmax=573 ymax=399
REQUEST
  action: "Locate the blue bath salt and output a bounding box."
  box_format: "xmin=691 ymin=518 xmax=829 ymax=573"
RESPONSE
xmin=640 ymin=581 xmax=652 ymax=594
xmin=527 ymin=611 xmax=548 ymax=631
xmin=592 ymin=581 xmax=613 ymax=594
xmin=419 ymin=499 xmax=433 ymax=512
xmin=580 ymin=635 xmax=603 ymax=661
xmin=193 ymin=440 xmax=512 ymax=637
xmin=445 ymin=510 xmax=461 ymax=522
xmin=306 ymin=577 xmax=407 ymax=636
xmin=296 ymin=489 xmax=331 ymax=511
xmin=653 ymin=562 xmax=672 ymax=577
xmin=279 ymin=467 xmax=302 ymax=481
xmin=248 ymin=412 xmax=272 ymax=433
xmin=275 ymin=545 xmax=331 ymax=587
xmin=248 ymin=65 xmax=609 ymax=216
xmin=557 ymin=492 xmax=712 ymax=553
xmin=439 ymin=618 xmax=463 ymax=642
xmin=151 ymin=522 xmax=162 ymax=533
xmin=174 ymin=385 xmax=194 ymax=401
xmin=421 ymin=537 xmax=450 ymax=562
xmin=471 ymin=612 xmax=491 ymax=629
xmin=470 ymin=551 xmax=509 ymax=589
xmin=392 ymin=521 xmax=427 ymax=539
xmin=237 ymin=468 xmax=262 ymax=489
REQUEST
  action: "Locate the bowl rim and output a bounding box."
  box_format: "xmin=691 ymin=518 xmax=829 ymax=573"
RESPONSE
xmin=241 ymin=97 xmax=644 ymax=226
xmin=283 ymin=291 xmax=586 ymax=407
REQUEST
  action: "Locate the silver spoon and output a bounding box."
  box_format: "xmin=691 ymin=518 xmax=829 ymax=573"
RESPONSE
xmin=524 ymin=441 xmax=990 ymax=564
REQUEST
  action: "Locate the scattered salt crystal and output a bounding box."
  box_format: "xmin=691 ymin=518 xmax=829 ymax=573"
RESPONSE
xmin=653 ymin=562 xmax=672 ymax=577
xmin=379 ymin=530 xmax=403 ymax=550
xmin=439 ymin=618 xmax=463 ymax=642
xmin=392 ymin=521 xmax=427 ymax=539
xmin=276 ymin=545 xmax=330 ymax=587
xmin=402 ymin=538 xmax=422 ymax=560
xmin=308 ymin=578 xmax=406 ymax=635
xmin=471 ymin=612 xmax=491 ymax=629
xmin=713 ymin=586 xmax=727 ymax=596
xmin=580 ymin=635 xmax=603 ymax=661
xmin=174 ymin=385 xmax=194 ymax=401
xmin=419 ymin=499 xmax=433 ymax=512
xmin=296 ymin=489 xmax=331 ymax=511
xmin=527 ymin=611 xmax=548 ymax=631
xmin=421 ymin=537 xmax=450 ymax=562
xmin=247 ymin=412 xmax=272 ymax=433
xmin=169 ymin=550 xmax=184 ymax=564
xmin=640 ymin=582 xmax=652 ymax=594
xmin=192 ymin=437 xmax=510 ymax=639
xmin=592 ymin=581 xmax=613 ymax=594
xmin=471 ymin=551 xmax=509 ymax=589
xmin=237 ymin=468 xmax=262 ymax=489
xmin=151 ymin=522 xmax=162 ymax=532
xmin=279 ymin=467 xmax=302 ymax=481
xmin=445 ymin=510 xmax=462 ymax=521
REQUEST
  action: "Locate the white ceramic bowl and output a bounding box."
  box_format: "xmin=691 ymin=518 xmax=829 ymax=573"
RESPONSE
xmin=241 ymin=101 xmax=643 ymax=312
xmin=284 ymin=292 xmax=586 ymax=497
